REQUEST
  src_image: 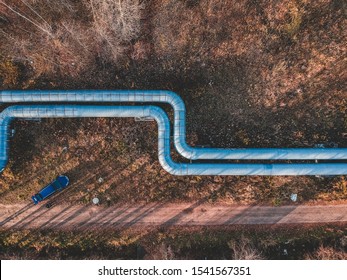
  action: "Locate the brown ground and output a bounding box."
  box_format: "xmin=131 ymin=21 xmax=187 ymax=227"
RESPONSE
xmin=0 ymin=0 xmax=346 ymax=206
xmin=0 ymin=117 xmax=346 ymax=206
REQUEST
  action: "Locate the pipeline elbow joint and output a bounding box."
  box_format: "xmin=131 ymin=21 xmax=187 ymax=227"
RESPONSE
xmin=158 ymin=153 xmax=187 ymax=176
xmin=174 ymin=138 xmax=196 ymax=159
xmin=0 ymin=159 xmax=8 ymax=173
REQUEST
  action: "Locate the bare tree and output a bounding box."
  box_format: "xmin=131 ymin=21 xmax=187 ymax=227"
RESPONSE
xmin=0 ymin=0 xmax=53 ymax=36
xmin=0 ymin=0 xmax=144 ymax=78
xmin=228 ymin=238 xmax=263 ymax=260
xmin=86 ymin=0 xmax=144 ymax=60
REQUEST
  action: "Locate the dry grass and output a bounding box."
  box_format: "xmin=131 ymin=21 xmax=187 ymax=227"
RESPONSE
xmin=228 ymin=237 xmax=263 ymax=260
xmin=0 ymin=59 xmax=18 ymax=86
xmin=0 ymin=0 xmax=346 ymax=206
xmin=1 ymin=224 xmax=346 ymax=259
xmin=2 ymin=23 xmax=95 ymax=78
xmin=0 ymin=0 xmax=144 ymax=78
xmin=306 ymin=245 xmax=347 ymax=260
xmin=86 ymin=0 xmax=144 ymax=61
xmin=1 ymin=117 xmax=346 ymax=206
xmin=145 ymin=243 xmax=176 ymax=260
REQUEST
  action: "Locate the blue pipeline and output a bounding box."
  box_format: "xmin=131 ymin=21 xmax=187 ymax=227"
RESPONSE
xmin=0 ymin=105 xmax=346 ymax=176
xmin=1 ymin=90 xmax=346 ymax=160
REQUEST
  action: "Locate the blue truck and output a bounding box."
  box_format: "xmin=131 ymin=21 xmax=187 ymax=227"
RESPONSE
xmin=31 ymin=175 xmax=69 ymax=204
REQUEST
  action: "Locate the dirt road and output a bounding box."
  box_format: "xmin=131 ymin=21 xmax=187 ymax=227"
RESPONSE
xmin=1 ymin=202 xmax=347 ymax=230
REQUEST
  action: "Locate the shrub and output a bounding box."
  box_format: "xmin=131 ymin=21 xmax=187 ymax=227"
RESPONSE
xmin=0 ymin=0 xmax=144 ymax=79
xmin=306 ymin=245 xmax=347 ymax=260
xmin=85 ymin=0 xmax=144 ymax=61
xmin=228 ymin=238 xmax=263 ymax=260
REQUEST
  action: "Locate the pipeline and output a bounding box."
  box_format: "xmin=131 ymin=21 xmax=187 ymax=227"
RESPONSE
xmin=1 ymin=90 xmax=346 ymax=160
xmin=0 ymin=105 xmax=346 ymax=176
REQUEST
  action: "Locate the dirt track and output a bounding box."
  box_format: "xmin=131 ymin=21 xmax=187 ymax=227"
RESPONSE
xmin=1 ymin=202 xmax=347 ymax=230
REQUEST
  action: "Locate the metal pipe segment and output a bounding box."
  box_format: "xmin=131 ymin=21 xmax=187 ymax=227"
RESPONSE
xmin=0 ymin=105 xmax=346 ymax=176
xmin=1 ymin=90 xmax=346 ymax=160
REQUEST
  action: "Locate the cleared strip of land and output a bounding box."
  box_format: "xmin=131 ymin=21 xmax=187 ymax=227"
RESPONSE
xmin=1 ymin=203 xmax=347 ymax=230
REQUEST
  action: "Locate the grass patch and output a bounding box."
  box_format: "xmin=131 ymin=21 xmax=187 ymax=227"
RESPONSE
xmin=0 ymin=224 xmax=346 ymax=259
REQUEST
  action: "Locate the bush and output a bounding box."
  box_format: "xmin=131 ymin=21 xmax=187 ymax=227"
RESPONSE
xmin=306 ymin=245 xmax=347 ymax=260
xmin=0 ymin=0 xmax=144 ymax=79
xmin=228 ymin=238 xmax=263 ymax=260
xmin=85 ymin=0 xmax=144 ymax=61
